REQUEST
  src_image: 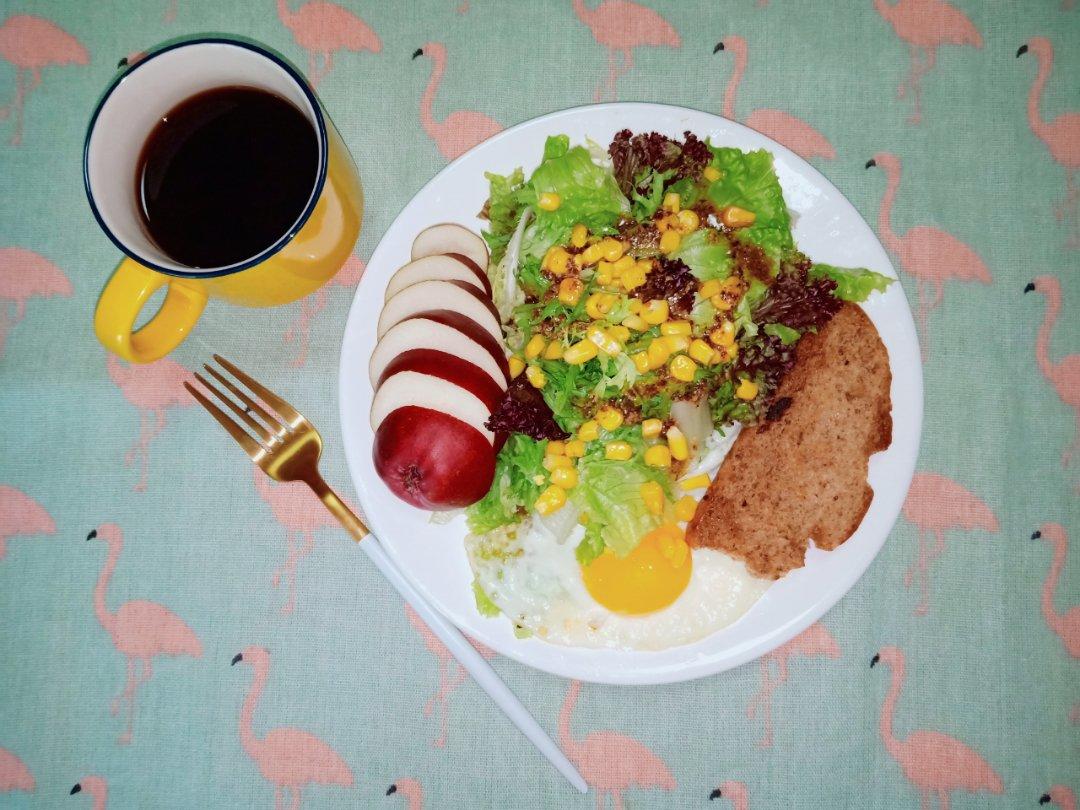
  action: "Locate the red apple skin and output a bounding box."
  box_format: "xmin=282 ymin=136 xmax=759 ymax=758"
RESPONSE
xmin=377 ymin=349 xmax=505 ymax=411
xmin=444 ymin=279 xmax=501 ymax=324
xmin=404 ymin=310 xmax=510 ymax=382
xmin=373 ymin=407 xmax=496 ymax=510
xmin=445 ymin=253 xmax=492 ymax=296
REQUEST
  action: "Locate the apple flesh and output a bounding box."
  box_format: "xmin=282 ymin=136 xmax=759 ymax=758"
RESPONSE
xmin=377 ymin=280 xmax=500 ymax=341
xmin=377 ymin=349 xmax=505 ymax=411
xmin=411 ymin=223 xmax=489 ymax=275
xmin=384 ymin=255 xmax=489 ymax=300
xmin=369 ymin=316 xmax=508 ymax=388
xmin=370 ymin=369 xmax=494 ymax=443
xmin=373 ymin=406 xmax=496 ymax=509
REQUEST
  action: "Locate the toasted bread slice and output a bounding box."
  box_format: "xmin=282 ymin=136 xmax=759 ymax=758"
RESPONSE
xmin=686 ymin=304 xmax=892 ymax=579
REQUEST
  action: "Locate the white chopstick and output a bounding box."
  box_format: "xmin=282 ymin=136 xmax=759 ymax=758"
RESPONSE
xmin=357 ymin=533 xmax=588 ymax=794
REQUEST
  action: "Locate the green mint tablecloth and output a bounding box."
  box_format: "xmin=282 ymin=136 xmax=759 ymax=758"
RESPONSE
xmin=1 ymin=1 xmax=1077 ymax=807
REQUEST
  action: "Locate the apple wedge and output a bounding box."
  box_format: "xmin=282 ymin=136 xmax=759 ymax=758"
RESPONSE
xmin=370 ymin=370 xmax=495 ymax=443
xmin=411 ymin=223 xmax=489 ymax=275
xmin=374 ymin=406 xmax=496 ymax=510
xmin=377 ymin=349 xmax=505 ymax=411
xmin=377 ymin=280 xmax=500 ymax=341
xmin=384 ymin=254 xmax=491 ymax=300
xmin=369 ymin=315 xmax=508 ymax=388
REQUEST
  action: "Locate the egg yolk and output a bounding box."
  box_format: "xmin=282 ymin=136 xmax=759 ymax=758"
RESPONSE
xmin=580 ymin=525 xmax=692 ymax=614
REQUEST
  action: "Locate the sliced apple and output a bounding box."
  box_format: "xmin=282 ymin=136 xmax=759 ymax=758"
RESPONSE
xmin=377 ymin=349 xmax=505 ymax=411
xmin=411 ymin=223 xmax=489 ymax=275
xmin=369 ymin=316 xmax=508 ymax=388
xmin=377 ymin=280 xmax=500 ymax=341
xmin=384 ymin=255 xmax=490 ymax=300
xmin=370 ymin=370 xmax=494 ymax=443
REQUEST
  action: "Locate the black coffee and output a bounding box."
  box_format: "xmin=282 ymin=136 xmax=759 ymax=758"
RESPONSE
xmin=136 ymin=86 xmax=318 ymax=268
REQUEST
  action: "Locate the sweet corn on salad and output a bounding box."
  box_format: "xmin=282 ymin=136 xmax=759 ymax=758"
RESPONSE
xmin=465 ymin=131 xmax=891 ymax=646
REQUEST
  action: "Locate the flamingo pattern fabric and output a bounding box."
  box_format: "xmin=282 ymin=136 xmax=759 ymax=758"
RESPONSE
xmin=0 ymin=1 xmax=1076 ymax=806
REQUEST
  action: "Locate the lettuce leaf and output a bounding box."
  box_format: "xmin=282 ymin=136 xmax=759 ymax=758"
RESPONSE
xmin=763 ymin=323 xmax=801 ymax=345
xmin=706 ymin=146 xmax=793 ymax=269
xmin=465 ymin=434 xmax=547 ymax=533
xmin=671 ymin=228 xmax=732 ymax=281
xmin=575 ymin=522 xmax=606 ymax=566
xmin=482 ymin=168 xmax=526 ymax=266
xmin=733 ymin=277 xmax=768 ymax=339
xmin=630 ymin=168 xmax=673 ymax=221
xmin=472 ymin=580 xmax=501 ymax=617
xmin=810 ymin=263 xmax=893 ymax=302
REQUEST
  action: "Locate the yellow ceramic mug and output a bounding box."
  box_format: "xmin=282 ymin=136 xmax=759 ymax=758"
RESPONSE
xmin=84 ymin=39 xmax=362 ymax=363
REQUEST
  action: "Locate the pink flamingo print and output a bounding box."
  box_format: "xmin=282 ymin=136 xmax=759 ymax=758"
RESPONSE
xmin=87 ymin=524 xmax=203 ymax=744
xmin=713 ymin=37 xmax=835 ymax=161
xmin=1018 ymin=39 xmax=1080 ymax=247
xmin=253 ymin=467 xmax=341 ymax=615
xmin=283 ymin=255 xmax=365 ymax=367
xmin=901 ymin=472 xmax=999 ymax=616
xmin=866 ymin=153 xmax=991 ymax=357
xmin=1070 ymin=704 xmax=1080 ymax=725
xmin=746 ymin=622 xmax=841 ymax=748
xmin=276 ymin=0 xmax=381 ymax=89
xmin=1025 ymin=276 xmax=1080 ymax=465
xmin=874 ymin=0 xmax=982 ymax=125
xmin=411 ymin=43 xmax=502 ymax=161
xmin=871 ymin=646 xmax=1003 ymax=807
xmin=571 ymin=0 xmax=680 ymax=102
xmin=386 ymin=778 xmax=423 ymax=810
xmin=70 ymin=777 xmax=108 ymax=809
xmin=0 ymin=485 xmax=54 ymax=560
xmin=107 ymin=355 xmax=193 ymax=492
xmin=709 ymin=780 xmax=749 ymax=809
xmin=1042 ymin=785 xmax=1078 ymax=810
xmin=404 ymin=603 xmax=495 ymax=748
xmin=0 ymin=15 xmax=88 ymax=145
xmin=0 ymin=247 xmax=73 ymax=357
xmin=1032 ymin=524 xmax=1080 ymax=658
xmin=559 ymin=679 xmax=676 ymax=809
xmin=232 ymin=646 xmax=354 ymax=808
xmin=0 ymin=747 xmax=34 ymax=794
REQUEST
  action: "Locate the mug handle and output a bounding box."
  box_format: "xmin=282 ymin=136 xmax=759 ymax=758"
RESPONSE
xmin=94 ymin=258 xmax=208 ymax=363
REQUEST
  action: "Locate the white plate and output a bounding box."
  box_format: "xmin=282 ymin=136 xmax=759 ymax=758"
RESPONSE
xmin=339 ymin=103 xmax=922 ymax=685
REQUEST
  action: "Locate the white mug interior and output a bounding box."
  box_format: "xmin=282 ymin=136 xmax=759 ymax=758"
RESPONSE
xmin=85 ymin=40 xmax=325 ymax=275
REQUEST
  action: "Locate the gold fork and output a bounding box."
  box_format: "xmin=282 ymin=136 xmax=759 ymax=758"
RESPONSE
xmin=184 ymin=355 xmax=588 ymax=794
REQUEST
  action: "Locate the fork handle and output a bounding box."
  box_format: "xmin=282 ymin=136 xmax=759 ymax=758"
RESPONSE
xmin=306 ymin=475 xmax=369 ymax=542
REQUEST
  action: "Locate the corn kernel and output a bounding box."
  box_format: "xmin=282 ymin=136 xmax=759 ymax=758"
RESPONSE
xmin=579 ymin=242 xmax=605 ymax=266
xmin=564 ymin=339 xmax=599 ymax=365
xmin=627 ymin=298 xmax=643 ymax=314
xmin=736 ymin=377 xmax=759 ymax=400
xmin=604 ymin=441 xmax=633 ymax=461
xmin=532 ymin=474 xmax=547 ymax=486
xmin=550 ymin=466 xmax=578 ymax=489
xmin=586 ymin=324 xmax=621 ymax=356
xmin=674 ymin=495 xmax=698 ymax=522
xmin=543 ymin=246 xmax=572 ymax=276
xmin=703 ymin=165 xmax=721 ymax=182
xmin=722 ymin=343 xmax=739 ymax=362
xmin=585 ymin=292 xmax=615 ymax=319
xmin=538 ymin=192 xmax=561 ymax=211
xmin=659 ymin=229 xmax=682 ymax=255
xmin=543 ymin=340 xmax=565 ymax=360
xmin=578 ymin=512 xmax=590 ymax=525
xmin=660 ymin=320 xmax=692 ymax=336
xmin=676 ymin=209 xmax=700 ymax=232
xmin=644 ymin=444 xmax=672 ymax=468
xmin=663 ymin=191 xmax=680 ymax=213
xmin=596 ymin=406 xmax=624 ymax=431
xmin=641 ymin=418 xmax=663 ymax=439
xmin=698 ymin=279 xmax=721 ymax=299
xmin=646 ymin=339 xmax=671 ymax=369
xmin=599 ymin=238 xmax=624 ymax=262
xmin=558 ymin=277 xmax=584 ymax=306
xmin=669 ymin=354 xmax=698 ymax=382
xmin=543 ymin=455 xmax=572 ymax=471
xmin=640 ymin=481 xmax=665 ymax=515
xmin=564 ymin=439 xmax=586 ymax=458
xmin=546 ymin=440 xmax=566 ymax=456
xmin=570 ymin=223 xmax=588 ymax=248
xmin=641 ymin=299 xmax=670 ymax=325
xmin=596 ymin=267 xmax=614 ymax=286
xmin=659 ymin=334 xmax=690 ymax=355
xmin=508 ymin=355 xmax=525 ymax=379
xmin=608 ymin=325 xmax=630 ymax=343
xmin=526 ymin=365 xmax=546 ymax=389
xmin=710 ymin=320 xmax=736 ymax=347
xmin=721 ymin=205 xmax=756 ymax=229
xmin=689 ymin=338 xmax=716 ymax=365
xmin=525 ymin=334 xmax=546 ymax=359
xmin=612 ymin=255 xmax=635 ymax=275
xmin=667 ymin=426 xmax=689 ymax=460
xmin=620 ymin=264 xmax=647 ymax=291
xmin=534 ymin=484 xmax=567 ymax=515
xmin=679 ymin=473 xmax=711 ymax=491
xmin=631 ymin=351 xmax=651 ymax=373
xmin=578 ymin=420 xmax=599 ymax=442
xmin=621 ymin=315 xmax=648 ymax=332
